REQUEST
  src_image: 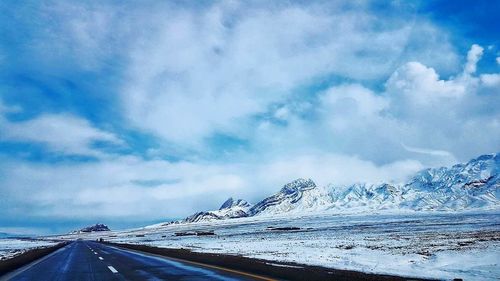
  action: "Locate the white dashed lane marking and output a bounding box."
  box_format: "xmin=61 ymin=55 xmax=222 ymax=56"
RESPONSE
xmin=107 ymin=266 xmax=118 ymax=273
xmin=98 ymin=257 xmax=104 ymax=260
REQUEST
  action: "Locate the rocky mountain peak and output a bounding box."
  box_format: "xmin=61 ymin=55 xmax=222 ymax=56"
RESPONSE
xmin=219 ymin=197 xmax=251 ymax=210
xmin=280 ymin=178 xmax=316 ymax=195
xmin=73 ymin=223 xmax=110 ymax=233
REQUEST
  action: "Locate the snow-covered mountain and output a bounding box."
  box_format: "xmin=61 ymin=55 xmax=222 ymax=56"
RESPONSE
xmin=400 ymin=153 xmax=499 ymax=210
xmin=176 ymin=153 xmax=499 ymax=223
xmin=182 ymin=198 xmax=252 ymax=223
xmin=248 ymin=178 xmax=330 ymax=216
xmin=219 ymin=197 xmax=252 ymax=210
xmin=259 ymin=153 xmax=499 ymax=215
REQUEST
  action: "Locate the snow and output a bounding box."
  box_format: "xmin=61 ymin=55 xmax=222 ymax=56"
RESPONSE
xmin=58 ymin=211 xmax=500 ymax=281
xmin=0 ymin=238 xmax=59 ymax=260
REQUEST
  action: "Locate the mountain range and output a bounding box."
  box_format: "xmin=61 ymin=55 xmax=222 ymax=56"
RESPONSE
xmin=173 ymin=153 xmax=499 ymax=224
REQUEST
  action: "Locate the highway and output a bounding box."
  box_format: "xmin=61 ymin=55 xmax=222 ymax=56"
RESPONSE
xmin=2 ymin=241 xmax=269 ymax=281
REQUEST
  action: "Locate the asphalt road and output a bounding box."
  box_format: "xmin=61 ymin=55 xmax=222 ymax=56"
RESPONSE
xmin=2 ymin=241 xmax=265 ymax=281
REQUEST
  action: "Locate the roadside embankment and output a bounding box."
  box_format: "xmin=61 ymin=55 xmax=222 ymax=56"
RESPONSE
xmin=103 ymin=242 xmax=436 ymax=281
xmin=0 ymin=242 xmax=68 ymax=277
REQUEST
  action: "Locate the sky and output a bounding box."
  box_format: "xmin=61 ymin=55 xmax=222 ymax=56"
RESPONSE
xmin=0 ymin=0 xmax=499 ymax=235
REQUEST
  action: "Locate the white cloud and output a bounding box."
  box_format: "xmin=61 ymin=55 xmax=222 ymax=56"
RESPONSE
xmin=0 ymin=113 xmax=122 ymax=157
xmin=464 ymin=44 xmax=484 ymax=74
xmin=7 ymin=1 xmax=461 ymax=149
xmin=386 ymin=61 xmax=468 ymax=103
xmin=33 ymin=2 xmax=121 ymax=71
xmin=0 ymin=151 xmax=424 ymax=222
xmin=321 ymin=84 xmax=388 ymax=117
xmin=480 ymin=73 xmax=500 ymax=87
xmin=0 ymin=99 xmax=21 ymax=115
xmin=354 ymin=45 xmax=499 ymax=163
xmin=274 ymin=107 xmax=290 ymax=121
xmin=2 ymin=2 xmax=499 ymax=229
xmin=2 ymin=41 xmax=493 ymax=225
xmin=401 ymin=143 xmax=456 ymax=160
xmin=112 ymin=1 xmax=458 ymax=146
xmin=250 ymin=44 xmax=499 ymax=167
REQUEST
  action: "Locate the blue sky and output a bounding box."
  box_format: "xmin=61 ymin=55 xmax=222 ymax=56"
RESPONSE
xmin=0 ymin=0 xmax=499 ymax=234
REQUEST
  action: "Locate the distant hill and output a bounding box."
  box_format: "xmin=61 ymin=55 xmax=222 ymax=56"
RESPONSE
xmin=72 ymin=223 xmax=110 ymax=234
xmin=0 ymin=232 xmax=31 ymax=239
xmin=0 ymin=232 xmax=13 ymax=238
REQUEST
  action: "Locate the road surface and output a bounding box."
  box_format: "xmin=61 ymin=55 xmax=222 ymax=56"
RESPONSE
xmin=2 ymin=241 xmax=269 ymax=281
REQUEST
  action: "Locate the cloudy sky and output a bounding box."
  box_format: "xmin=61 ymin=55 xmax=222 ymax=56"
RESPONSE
xmin=0 ymin=0 xmax=499 ymax=234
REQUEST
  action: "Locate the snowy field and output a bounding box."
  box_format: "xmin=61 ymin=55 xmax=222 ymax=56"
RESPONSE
xmin=0 ymin=238 xmax=58 ymax=260
xmin=60 ymin=211 xmax=500 ymax=281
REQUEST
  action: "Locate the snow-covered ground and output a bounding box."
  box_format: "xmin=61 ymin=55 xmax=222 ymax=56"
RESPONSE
xmin=59 ymin=211 xmax=500 ymax=281
xmin=0 ymin=238 xmax=59 ymax=260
